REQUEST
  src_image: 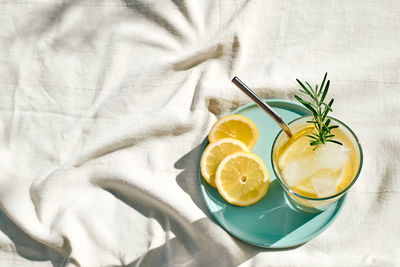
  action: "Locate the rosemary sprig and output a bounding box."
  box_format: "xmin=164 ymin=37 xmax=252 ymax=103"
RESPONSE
xmin=294 ymin=72 xmax=343 ymax=149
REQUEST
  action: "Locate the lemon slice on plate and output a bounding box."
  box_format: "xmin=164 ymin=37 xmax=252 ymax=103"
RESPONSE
xmin=215 ymin=151 xmax=270 ymax=206
xmin=200 ymin=138 xmax=249 ymax=187
xmin=208 ymin=114 xmax=259 ymax=150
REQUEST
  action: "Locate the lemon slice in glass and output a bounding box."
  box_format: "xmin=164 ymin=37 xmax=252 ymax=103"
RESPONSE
xmin=215 ymin=151 xmax=269 ymax=206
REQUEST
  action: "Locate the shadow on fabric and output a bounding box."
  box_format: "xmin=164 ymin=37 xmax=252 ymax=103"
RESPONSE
xmin=121 ymin=141 xmax=306 ymax=266
xmin=174 ymin=140 xmax=212 ymax=217
xmin=107 ymin=140 xmax=304 ymax=266
xmin=123 ymin=215 xmax=305 ymax=267
xmin=0 ymin=210 xmax=70 ymax=266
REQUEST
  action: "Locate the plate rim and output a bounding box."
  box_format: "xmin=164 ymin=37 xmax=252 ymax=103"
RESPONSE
xmin=198 ymin=99 xmax=347 ymax=248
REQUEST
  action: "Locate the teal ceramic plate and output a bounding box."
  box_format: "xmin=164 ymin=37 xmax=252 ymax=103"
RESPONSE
xmin=198 ymin=99 xmax=347 ymax=248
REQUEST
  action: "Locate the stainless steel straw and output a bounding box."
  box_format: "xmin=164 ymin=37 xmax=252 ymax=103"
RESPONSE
xmin=231 ymin=76 xmax=293 ymax=137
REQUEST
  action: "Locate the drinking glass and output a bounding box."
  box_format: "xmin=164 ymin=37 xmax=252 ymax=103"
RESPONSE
xmin=271 ymin=116 xmax=363 ymax=212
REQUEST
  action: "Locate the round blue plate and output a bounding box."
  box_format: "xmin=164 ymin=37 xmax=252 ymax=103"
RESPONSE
xmin=198 ymin=99 xmax=347 ymax=248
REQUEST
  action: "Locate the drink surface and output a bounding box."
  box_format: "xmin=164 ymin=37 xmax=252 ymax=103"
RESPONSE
xmin=276 ymin=125 xmax=357 ymax=198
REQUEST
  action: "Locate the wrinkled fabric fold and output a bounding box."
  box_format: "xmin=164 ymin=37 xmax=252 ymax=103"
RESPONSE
xmin=0 ymin=0 xmax=399 ymax=266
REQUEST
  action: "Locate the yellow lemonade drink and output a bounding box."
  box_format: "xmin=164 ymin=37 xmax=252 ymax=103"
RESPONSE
xmin=272 ymin=116 xmax=362 ymax=211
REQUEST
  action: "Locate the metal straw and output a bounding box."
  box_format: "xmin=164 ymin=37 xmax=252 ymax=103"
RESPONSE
xmin=231 ymin=76 xmax=293 ymax=138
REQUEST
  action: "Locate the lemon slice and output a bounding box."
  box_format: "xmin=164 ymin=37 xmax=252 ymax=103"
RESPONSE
xmin=200 ymin=138 xmax=249 ymax=187
xmin=215 ymin=151 xmax=269 ymax=206
xmin=208 ymin=115 xmax=258 ymax=150
xmin=336 ymin=161 xmax=352 ymax=192
xmin=277 ymin=126 xmax=315 ymax=167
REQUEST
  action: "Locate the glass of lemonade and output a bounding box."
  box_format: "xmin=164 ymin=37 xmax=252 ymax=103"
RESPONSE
xmin=271 ymin=115 xmax=363 ymax=212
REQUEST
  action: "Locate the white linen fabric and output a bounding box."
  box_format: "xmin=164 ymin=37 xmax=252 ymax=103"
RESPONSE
xmin=0 ymin=0 xmax=399 ymax=266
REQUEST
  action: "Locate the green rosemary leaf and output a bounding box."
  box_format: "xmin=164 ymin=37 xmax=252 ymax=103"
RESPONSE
xmin=320 ymin=80 xmax=330 ymax=103
xmin=306 ymin=134 xmax=318 ymax=140
xmin=294 ymin=95 xmax=308 ymax=105
xmin=296 ymin=79 xmax=313 ymax=96
xmin=327 ymin=98 xmax=334 ymax=107
xmin=310 ymin=140 xmax=320 ymax=146
xmin=325 ymin=118 xmax=331 ymax=126
xmin=318 ymin=72 xmax=328 ymax=96
xmin=322 ymin=99 xmax=334 ymax=122
xmin=323 ymin=118 xmax=331 ymax=132
xmin=305 ymin=81 xmax=314 ymax=95
xmin=328 ymin=125 xmax=339 ymax=129
xmin=326 ymin=139 xmax=343 ymax=145
xmin=294 ymin=95 xmax=318 ymax=117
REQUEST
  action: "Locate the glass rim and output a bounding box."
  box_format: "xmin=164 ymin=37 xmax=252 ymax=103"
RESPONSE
xmin=271 ymin=115 xmax=364 ymax=201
